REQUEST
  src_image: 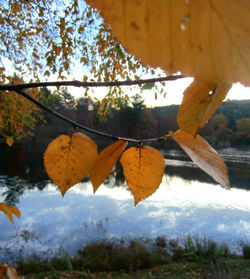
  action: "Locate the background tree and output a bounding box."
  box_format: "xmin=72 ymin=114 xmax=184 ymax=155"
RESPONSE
xmin=235 ymin=118 xmax=250 ymax=145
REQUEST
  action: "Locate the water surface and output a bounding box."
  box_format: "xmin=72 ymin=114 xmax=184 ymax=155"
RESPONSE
xmin=0 ymin=145 xmax=249 ymax=262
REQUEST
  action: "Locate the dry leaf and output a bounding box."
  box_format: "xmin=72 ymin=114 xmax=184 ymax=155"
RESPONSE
xmin=170 ymin=129 xmax=230 ymax=189
xmin=44 ymin=132 xmax=97 ymax=196
xmin=178 ymin=80 xmax=232 ymax=136
xmin=5 ymin=265 xmax=20 ymax=279
xmin=0 ymin=264 xmax=6 ymax=279
xmin=87 ymin=0 xmax=250 ymax=86
xmin=90 ymin=140 xmax=128 ymax=192
xmin=0 ymin=264 xmax=21 ymax=279
xmin=120 ymin=146 xmax=165 ymax=205
xmin=6 ymin=137 xmax=14 ymax=147
xmin=0 ymin=203 xmax=21 ymax=223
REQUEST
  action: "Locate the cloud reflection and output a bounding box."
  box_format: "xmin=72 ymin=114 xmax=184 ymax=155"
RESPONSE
xmin=0 ymin=177 xmax=250 ymax=262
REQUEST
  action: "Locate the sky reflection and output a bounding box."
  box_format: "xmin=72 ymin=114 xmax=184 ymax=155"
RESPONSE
xmin=0 ymin=175 xmax=250 ymax=262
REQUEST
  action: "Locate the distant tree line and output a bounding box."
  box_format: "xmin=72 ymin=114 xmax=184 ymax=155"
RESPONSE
xmin=31 ymin=87 xmax=250 ymax=147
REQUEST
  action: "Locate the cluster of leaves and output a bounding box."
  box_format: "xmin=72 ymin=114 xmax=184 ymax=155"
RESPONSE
xmin=43 ymin=129 xmax=229 ymax=207
xmin=0 ymin=264 xmax=20 ymax=279
xmin=0 ymin=0 xmax=148 ymax=92
xmin=0 ymin=0 xmax=157 ymax=140
xmin=0 ymin=76 xmax=41 ymax=143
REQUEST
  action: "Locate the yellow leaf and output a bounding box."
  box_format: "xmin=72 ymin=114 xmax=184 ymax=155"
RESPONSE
xmin=170 ymin=129 xmax=230 ymax=189
xmin=178 ymin=80 xmax=232 ymax=136
xmin=6 ymin=137 xmax=14 ymax=147
xmin=44 ymin=132 xmax=98 ymax=196
xmin=87 ymin=0 xmax=250 ymax=85
xmin=90 ymin=140 xmax=128 ymax=192
xmin=0 ymin=264 xmax=21 ymax=279
xmin=6 ymin=265 xmax=20 ymax=279
xmin=120 ymin=146 xmax=165 ymax=206
xmin=0 ymin=203 xmax=21 ymax=223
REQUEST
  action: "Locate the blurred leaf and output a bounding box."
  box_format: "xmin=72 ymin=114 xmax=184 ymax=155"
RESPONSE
xmin=88 ymin=0 xmax=250 ymax=86
xmin=141 ymin=82 xmax=155 ymax=90
xmin=6 ymin=137 xmax=14 ymax=147
xmin=6 ymin=265 xmax=20 ymax=279
xmin=0 ymin=203 xmax=21 ymax=223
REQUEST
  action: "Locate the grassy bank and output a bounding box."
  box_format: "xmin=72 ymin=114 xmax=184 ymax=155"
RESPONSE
xmin=10 ymin=235 xmax=250 ymax=278
xmin=22 ymin=259 xmax=250 ymax=279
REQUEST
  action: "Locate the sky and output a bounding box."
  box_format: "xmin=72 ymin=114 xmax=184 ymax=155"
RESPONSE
xmin=68 ymin=61 xmax=250 ymax=107
xmin=2 ymin=56 xmax=250 ymax=107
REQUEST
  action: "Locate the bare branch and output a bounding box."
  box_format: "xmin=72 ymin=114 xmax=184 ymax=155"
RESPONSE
xmin=14 ymin=89 xmax=171 ymax=144
xmin=0 ymin=75 xmax=185 ymax=91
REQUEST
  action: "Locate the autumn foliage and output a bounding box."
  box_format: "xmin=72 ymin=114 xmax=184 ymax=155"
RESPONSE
xmin=1 ymin=0 xmax=250 ymax=224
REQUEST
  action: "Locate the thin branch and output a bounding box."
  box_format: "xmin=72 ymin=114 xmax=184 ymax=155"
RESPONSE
xmin=15 ymin=89 xmax=171 ymax=144
xmin=0 ymin=75 xmax=185 ymax=91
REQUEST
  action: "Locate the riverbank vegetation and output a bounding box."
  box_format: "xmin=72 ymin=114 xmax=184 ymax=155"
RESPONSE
xmin=11 ymin=235 xmax=250 ymax=278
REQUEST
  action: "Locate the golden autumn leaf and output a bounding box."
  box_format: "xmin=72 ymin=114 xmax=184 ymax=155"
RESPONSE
xmin=178 ymin=80 xmax=232 ymax=136
xmin=0 ymin=264 xmax=20 ymax=279
xmin=5 ymin=265 xmax=20 ymax=279
xmin=44 ymin=132 xmax=98 ymax=196
xmin=6 ymin=137 xmax=14 ymax=147
xmin=170 ymin=129 xmax=230 ymax=189
xmin=87 ymin=0 xmax=250 ymax=86
xmin=120 ymin=146 xmax=165 ymax=206
xmin=0 ymin=203 xmax=21 ymax=223
xmin=90 ymin=140 xmax=128 ymax=192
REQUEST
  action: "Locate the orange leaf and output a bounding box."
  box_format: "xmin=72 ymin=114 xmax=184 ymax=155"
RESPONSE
xmin=0 ymin=265 xmax=5 ymax=279
xmin=170 ymin=129 xmax=230 ymax=189
xmin=0 ymin=203 xmax=21 ymax=223
xmin=178 ymin=80 xmax=232 ymax=136
xmin=120 ymin=146 xmax=165 ymax=206
xmin=90 ymin=140 xmax=128 ymax=192
xmin=44 ymin=132 xmax=98 ymax=196
xmin=5 ymin=265 xmax=20 ymax=279
xmin=6 ymin=137 xmax=14 ymax=147
xmin=87 ymin=0 xmax=250 ymax=86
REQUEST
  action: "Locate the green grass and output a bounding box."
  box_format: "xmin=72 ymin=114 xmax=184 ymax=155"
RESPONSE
xmin=22 ymin=259 xmax=250 ymax=279
xmin=7 ymin=235 xmax=250 ymax=278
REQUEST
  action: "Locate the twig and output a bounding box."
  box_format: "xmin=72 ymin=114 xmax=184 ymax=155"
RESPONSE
xmin=0 ymin=75 xmax=185 ymax=91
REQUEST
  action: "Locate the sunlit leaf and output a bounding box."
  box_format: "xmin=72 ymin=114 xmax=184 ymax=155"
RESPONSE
xmin=141 ymin=83 xmax=155 ymax=91
xmin=5 ymin=265 xmax=20 ymax=279
xmin=0 ymin=264 xmax=21 ymax=279
xmin=44 ymin=132 xmax=98 ymax=196
xmin=120 ymin=146 xmax=165 ymax=206
xmin=170 ymin=129 xmax=230 ymax=189
xmin=178 ymin=80 xmax=232 ymax=136
xmin=0 ymin=203 xmax=21 ymax=223
xmin=90 ymin=140 xmax=128 ymax=192
xmin=88 ymin=0 xmax=250 ymax=85
xmin=6 ymin=137 xmax=14 ymax=147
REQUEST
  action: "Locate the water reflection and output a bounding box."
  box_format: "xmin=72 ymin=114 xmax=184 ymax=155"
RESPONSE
xmin=0 ymin=144 xmax=250 ymax=205
xmin=0 ymin=144 xmax=250 ymax=262
xmin=0 ymin=180 xmax=250 ymax=263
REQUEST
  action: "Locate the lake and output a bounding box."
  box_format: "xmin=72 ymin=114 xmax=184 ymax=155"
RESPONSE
xmin=0 ymin=143 xmax=250 ymax=263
